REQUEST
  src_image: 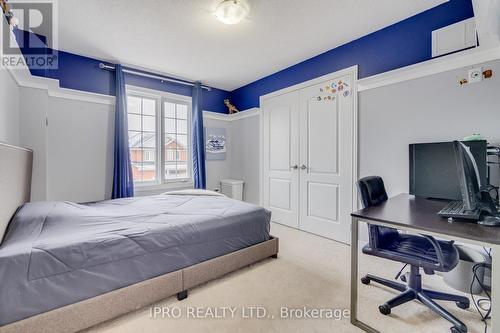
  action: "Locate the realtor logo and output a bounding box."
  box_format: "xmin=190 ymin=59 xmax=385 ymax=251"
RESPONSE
xmin=1 ymin=0 xmax=58 ymax=69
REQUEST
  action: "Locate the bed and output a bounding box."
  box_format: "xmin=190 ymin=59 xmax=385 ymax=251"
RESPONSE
xmin=0 ymin=143 xmax=278 ymax=333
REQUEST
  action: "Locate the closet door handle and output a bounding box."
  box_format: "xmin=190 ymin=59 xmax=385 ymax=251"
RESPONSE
xmin=290 ymin=164 xmax=298 ymax=170
xmin=301 ymin=164 xmax=308 ymax=170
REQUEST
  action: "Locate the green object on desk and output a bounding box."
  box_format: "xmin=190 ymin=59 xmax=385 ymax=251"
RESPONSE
xmin=463 ymin=134 xmax=484 ymax=141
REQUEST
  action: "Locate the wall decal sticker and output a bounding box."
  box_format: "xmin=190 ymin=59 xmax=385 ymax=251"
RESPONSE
xmin=315 ymin=79 xmax=351 ymax=102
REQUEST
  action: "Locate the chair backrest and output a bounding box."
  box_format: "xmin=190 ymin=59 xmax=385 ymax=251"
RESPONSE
xmin=356 ymin=176 xmax=399 ymax=248
xmin=356 ymin=176 xmax=388 ymax=208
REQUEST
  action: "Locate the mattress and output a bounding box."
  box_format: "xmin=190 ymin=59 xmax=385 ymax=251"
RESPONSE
xmin=0 ymin=194 xmax=271 ymax=325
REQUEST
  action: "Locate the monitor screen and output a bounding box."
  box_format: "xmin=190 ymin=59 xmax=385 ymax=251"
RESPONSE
xmin=409 ymin=140 xmax=487 ymax=200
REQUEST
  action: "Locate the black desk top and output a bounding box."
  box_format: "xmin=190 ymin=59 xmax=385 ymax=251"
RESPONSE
xmin=351 ymin=193 xmax=500 ymax=246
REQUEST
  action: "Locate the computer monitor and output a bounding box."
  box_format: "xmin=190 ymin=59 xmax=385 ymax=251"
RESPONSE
xmin=453 ymin=141 xmax=482 ymax=211
xmin=409 ymin=140 xmax=487 ymax=200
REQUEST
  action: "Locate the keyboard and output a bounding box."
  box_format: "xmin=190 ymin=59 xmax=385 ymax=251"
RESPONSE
xmin=437 ymin=201 xmax=481 ymax=220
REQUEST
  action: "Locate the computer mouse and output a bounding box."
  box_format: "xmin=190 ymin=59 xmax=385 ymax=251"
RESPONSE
xmin=478 ymin=216 xmax=500 ymax=227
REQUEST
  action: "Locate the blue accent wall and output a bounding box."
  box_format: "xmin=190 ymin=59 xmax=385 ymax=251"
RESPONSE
xmin=14 ymin=29 xmax=231 ymax=114
xmin=230 ymin=0 xmax=474 ymax=110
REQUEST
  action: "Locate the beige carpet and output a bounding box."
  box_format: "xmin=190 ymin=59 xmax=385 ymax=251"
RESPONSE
xmin=85 ymin=223 xmax=489 ymax=333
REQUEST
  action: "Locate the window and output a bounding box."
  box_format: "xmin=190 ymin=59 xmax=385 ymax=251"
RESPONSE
xmin=127 ymin=88 xmax=191 ymax=186
xmin=143 ymin=150 xmax=155 ymax=162
xmin=164 ymin=101 xmax=189 ymax=180
xmin=128 ymin=95 xmax=157 ymax=183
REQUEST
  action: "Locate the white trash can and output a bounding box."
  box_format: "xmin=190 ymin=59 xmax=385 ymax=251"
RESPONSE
xmin=220 ymin=179 xmax=244 ymax=200
xmin=443 ymin=245 xmax=489 ymax=295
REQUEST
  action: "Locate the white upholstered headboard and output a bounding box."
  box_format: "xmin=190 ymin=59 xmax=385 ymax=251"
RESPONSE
xmin=0 ymin=142 xmax=33 ymax=243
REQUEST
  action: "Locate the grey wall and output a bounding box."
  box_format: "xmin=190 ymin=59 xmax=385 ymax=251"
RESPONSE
xmin=359 ymin=59 xmax=500 ymax=197
xmin=18 ymin=87 xmax=114 ymax=203
xmin=0 ymin=69 xmax=20 ymax=145
xmin=230 ymin=115 xmax=261 ymax=205
xmin=19 ymin=87 xmax=48 ymax=202
xmin=204 ymin=117 xmax=233 ymax=193
xmin=46 ymin=97 xmax=114 ymax=202
xmin=204 ymin=113 xmax=261 ymax=205
xmin=17 ymin=86 xmax=236 ymax=202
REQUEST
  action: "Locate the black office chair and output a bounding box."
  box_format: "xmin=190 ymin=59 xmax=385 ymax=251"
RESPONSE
xmin=357 ymin=176 xmax=470 ymax=333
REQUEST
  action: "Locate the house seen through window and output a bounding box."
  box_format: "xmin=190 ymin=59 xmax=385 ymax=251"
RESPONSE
xmin=127 ymin=89 xmax=191 ymax=185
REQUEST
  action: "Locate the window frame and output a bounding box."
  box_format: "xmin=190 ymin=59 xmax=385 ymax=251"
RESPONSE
xmin=126 ymin=85 xmax=193 ymax=190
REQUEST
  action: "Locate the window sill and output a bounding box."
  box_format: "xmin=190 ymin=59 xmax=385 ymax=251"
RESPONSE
xmin=134 ymin=181 xmax=194 ymax=196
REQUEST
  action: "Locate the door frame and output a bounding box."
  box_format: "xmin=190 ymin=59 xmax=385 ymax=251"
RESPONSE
xmin=259 ymin=65 xmax=359 ymax=232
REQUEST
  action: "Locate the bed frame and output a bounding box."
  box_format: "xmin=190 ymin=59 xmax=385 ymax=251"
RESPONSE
xmin=0 ymin=143 xmax=279 ymax=333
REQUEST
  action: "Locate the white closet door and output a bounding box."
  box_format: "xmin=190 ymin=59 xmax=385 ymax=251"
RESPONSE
xmin=298 ymin=75 xmax=353 ymax=244
xmin=262 ymin=91 xmax=300 ymax=228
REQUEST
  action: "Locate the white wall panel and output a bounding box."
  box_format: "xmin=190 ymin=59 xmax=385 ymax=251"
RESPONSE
xmin=359 ymin=59 xmax=500 ymax=198
xmin=46 ymin=97 xmax=114 ymax=202
xmin=204 ymin=117 xmax=232 ymax=193
xmin=230 ymin=114 xmax=261 ymax=204
xmin=19 ymin=87 xmax=48 ymax=202
xmin=0 ymin=69 xmax=20 ymax=145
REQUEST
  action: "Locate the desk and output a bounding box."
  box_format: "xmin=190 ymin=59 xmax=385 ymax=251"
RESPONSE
xmin=350 ymin=194 xmax=500 ymax=333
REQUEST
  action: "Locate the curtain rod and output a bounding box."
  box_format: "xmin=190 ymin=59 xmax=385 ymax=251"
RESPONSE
xmin=98 ymin=63 xmax=212 ymax=91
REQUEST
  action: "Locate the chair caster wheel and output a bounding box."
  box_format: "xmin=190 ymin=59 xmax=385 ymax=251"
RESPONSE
xmin=379 ymin=304 xmax=391 ymax=315
xmin=450 ymin=326 xmax=467 ymax=333
xmin=456 ymin=301 xmax=469 ymax=310
xmin=361 ymin=277 xmax=370 ymax=285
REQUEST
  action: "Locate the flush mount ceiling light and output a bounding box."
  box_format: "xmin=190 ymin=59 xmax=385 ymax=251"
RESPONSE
xmin=215 ymin=0 xmax=249 ymax=25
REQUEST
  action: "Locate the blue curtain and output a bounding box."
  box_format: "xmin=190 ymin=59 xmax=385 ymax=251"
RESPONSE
xmin=192 ymin=82 xmax=206 ymax=189
xmin=112 ymin=64 xmax=135 ymax=198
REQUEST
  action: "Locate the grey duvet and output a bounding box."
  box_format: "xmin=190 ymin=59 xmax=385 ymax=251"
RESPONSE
xmin=0 ymin=194 xmax=271 ymax=325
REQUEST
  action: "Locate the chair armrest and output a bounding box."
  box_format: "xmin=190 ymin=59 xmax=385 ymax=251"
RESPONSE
xmin=420 ymin=234 xmax=446 ymax=269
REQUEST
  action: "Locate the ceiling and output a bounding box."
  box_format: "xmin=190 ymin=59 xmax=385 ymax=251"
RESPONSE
xmin=56 ymin=0 xmax=447 ymax=91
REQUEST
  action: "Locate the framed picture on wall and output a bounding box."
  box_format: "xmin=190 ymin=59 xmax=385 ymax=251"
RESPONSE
xmin=205 ymin=127 xmax=226 ymax=161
